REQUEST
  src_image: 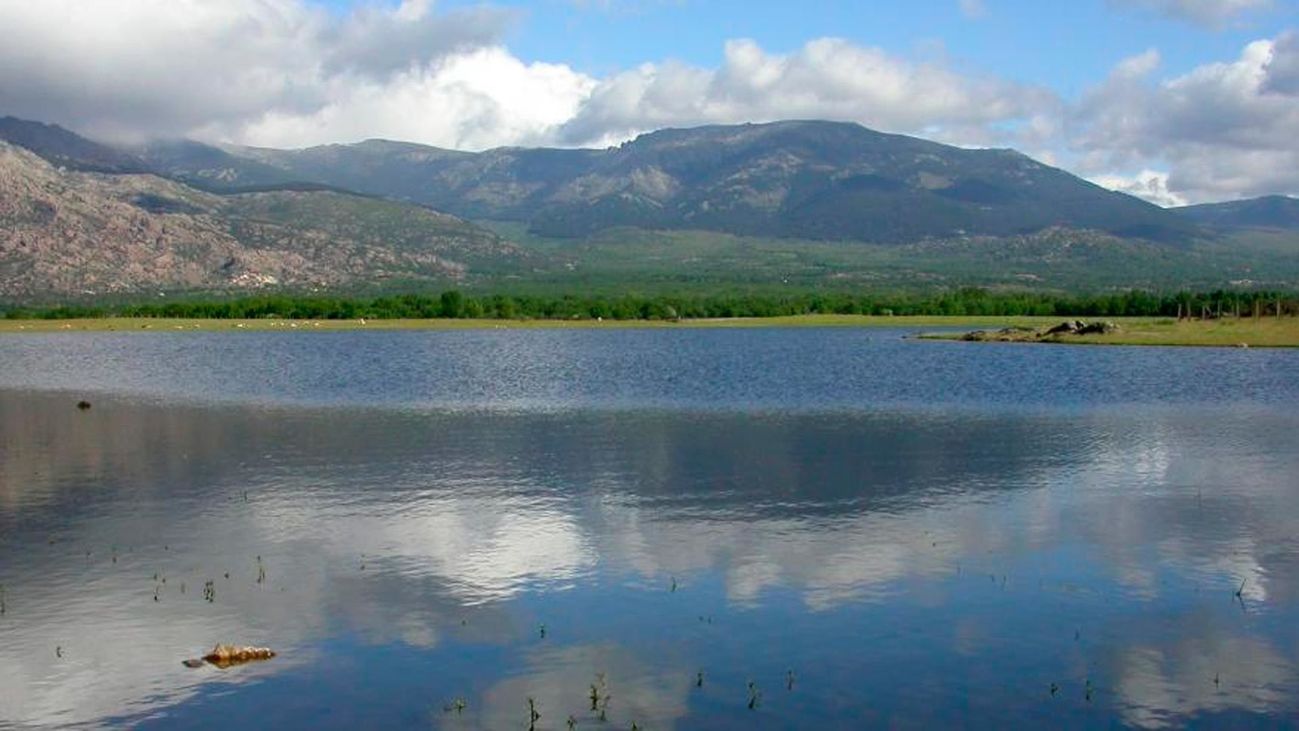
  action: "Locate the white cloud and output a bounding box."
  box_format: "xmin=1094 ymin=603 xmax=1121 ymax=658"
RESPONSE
xmin=1072 ymin=35 xmax=1299 ymax=202
xmin=0 ymin=0 xmax=525 ymax=145
xmin=556 ymin=37 xmax=1057 ymax=149
xmin=228 ymin=48 xmax=596 ymax=150
xmin=0 ymin=0 xmax=1053 ymax=154
xmin=1090 ymin=170 xmax=1190 ymax=207
xmin=1109 ymin=0 xmax=1273 ymax=28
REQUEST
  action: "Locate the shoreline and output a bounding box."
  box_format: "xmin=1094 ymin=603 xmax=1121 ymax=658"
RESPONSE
xmin=0 ymin=314 xmax=1108 ymax=333
xmin=3 ymin=315 xmax=1296 ymax=347
xmin=918 ymin=318 xmax=1299 ymax=348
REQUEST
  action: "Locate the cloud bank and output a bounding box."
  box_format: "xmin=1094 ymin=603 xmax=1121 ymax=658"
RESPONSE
xmin=0 ymin=0 xmax=1295 ymax=203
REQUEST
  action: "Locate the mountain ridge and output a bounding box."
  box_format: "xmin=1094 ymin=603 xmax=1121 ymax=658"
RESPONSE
xmin=4 ymin=114 xmax=1299 ymax=299
xmin=1173 ymin=195 xmax=1299 ymax=231
xmin=134 ymin=119 xmax=1204 ymax=245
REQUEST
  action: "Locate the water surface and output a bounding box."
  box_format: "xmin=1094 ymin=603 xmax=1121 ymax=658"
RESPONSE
xmin=0 ymin=329 xmax=1296 ymax=729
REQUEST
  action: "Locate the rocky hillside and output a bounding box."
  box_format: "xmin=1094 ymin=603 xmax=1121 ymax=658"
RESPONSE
xmin=152 ymin=120 xmax=1202 ymax=245
xmin=0 ymin=140 xmax=515 ymax=299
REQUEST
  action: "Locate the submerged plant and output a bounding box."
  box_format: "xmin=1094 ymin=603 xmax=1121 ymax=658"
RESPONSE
xmin=527 ymin=697 xmax=541 ymax=730
xmin=787 ymin=670 xmax=796 ymax=691
xmin=696 ymin=670 xmax=704 ymax=688
xmin=442 ymin=698 xmax=467 ymax=715
xmin=589 ymin=673 xmax=611 ymax=721
xmin=0 ymin=583 xmax=6 ymax=615
xmin=257 ymin=556 xmax=266 ymax=585
xmin=747 ymin=681 xmax=762 ymax=710
xmin=203 ymin=580 xmax=215 ymax=603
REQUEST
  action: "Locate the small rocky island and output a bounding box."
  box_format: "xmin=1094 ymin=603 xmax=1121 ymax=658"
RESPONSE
xmin=958 ymin=320 xmax=1121 ymax=343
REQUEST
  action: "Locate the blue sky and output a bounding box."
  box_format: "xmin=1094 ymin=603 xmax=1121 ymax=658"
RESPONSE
xmin=312 ymin=0 xmax=1290 ymax=96
xmin=0 ymin=0 xmax=1295 ymax=203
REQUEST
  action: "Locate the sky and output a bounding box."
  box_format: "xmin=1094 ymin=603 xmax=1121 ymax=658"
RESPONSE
xmin=0 ymin=0 xmax=1296 ymax=205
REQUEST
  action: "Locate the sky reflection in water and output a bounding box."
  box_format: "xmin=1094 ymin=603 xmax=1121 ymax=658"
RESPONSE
xmin=0 ymin=330 xmax=1296 ymax=729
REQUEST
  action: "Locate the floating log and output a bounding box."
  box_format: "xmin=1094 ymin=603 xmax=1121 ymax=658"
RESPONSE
xmin=184 ymin=644 xmax=276 ymax=669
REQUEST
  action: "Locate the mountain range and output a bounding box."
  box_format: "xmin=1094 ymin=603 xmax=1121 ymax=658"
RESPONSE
xmin=147 ymin=121 xmax=1201 ymax=244
xmin=1 ymin=114 xmax=1297 ymax=299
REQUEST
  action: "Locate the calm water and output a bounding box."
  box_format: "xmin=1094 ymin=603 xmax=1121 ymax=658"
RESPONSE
xmin=0 ymin=329 xmax=1297 ymax=729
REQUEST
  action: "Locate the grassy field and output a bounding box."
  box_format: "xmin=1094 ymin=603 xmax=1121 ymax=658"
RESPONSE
xmin=4 ymin=315 xmax=1296 ymax=346
xmin=0 ymin=314 xmax=1108 ymax=333
xmin=922 ymin=317 xmax=1299 ymax=348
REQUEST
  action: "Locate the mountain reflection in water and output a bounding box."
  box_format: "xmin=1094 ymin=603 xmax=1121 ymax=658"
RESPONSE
xmin=1 ymin=386 xmax=1296 ymax=729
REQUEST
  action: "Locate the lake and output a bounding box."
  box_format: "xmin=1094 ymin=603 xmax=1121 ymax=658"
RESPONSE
xmin=0 ymin=328 xmax=1297 ymax=729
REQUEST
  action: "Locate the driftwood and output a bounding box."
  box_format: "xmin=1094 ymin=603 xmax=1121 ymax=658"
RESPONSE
xmin=183 ymin=644 xmax=276 ymax=669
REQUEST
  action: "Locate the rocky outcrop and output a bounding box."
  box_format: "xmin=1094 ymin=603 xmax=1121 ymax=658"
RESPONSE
xmin=960 ymin=321 xmax=1121 ymax=343
xmin=0 ymin=141 xmax=518 ymax=298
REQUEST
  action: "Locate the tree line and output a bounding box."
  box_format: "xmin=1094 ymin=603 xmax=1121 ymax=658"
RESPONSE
xmin=3 ymin=288 xmax=1297 ymax=321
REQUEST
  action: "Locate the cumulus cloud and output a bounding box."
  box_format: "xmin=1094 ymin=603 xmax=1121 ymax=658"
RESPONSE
xmin=1263 ymin=30 xmax=1299 ymax=94
xmin=0 ymin=2 xmax=1058 ymax=153
xmin=1074 ymin=34 xmax=1299 ymax=202
xmin=556 ymin=37 xmax=1057 ymax=149
xmin=1090 ymin=170 xmax=1190 ymax=207
xmin=226 ymin=48 xmax=595 ymax=150
xmin=0 ymin=0 xmax=535 ymax=146
xmin=1108 ymin=0 xmax=1273 ymax=28
xmin=320 ymin=0 xmax=515 ymax=78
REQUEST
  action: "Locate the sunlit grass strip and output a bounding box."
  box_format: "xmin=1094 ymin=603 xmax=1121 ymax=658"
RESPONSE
xmin=0 ymin=314 xmax=1154 ymax=333
xmin=920 ymin=317 xmax=1299 ymax=348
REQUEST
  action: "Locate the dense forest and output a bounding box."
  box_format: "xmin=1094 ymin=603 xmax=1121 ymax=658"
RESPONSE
xmin=4 ymin=289 xmax=1297 ymax=321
